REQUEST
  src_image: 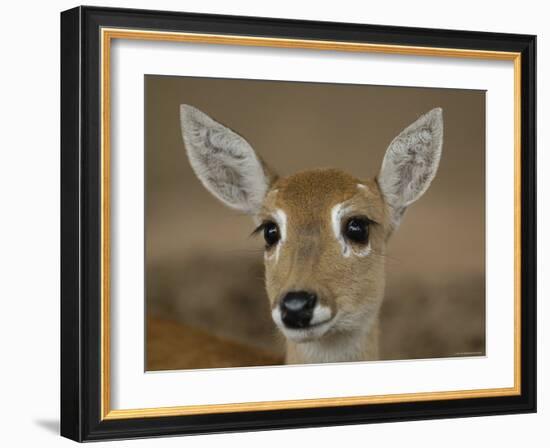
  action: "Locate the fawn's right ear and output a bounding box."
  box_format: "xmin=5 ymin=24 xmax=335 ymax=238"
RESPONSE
xmin=180 ymin=105 xmax=275 ymax=214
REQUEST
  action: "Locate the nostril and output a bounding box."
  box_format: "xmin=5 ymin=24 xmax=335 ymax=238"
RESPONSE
xmin=305 ymin=292 xmax=317 ymax=309
xmin=280 ymin=291 xmax=318 ymax=329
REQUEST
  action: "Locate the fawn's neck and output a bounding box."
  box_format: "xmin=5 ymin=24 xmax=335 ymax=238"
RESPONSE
xmin=284 ymin=316 xmax=380 ymax=364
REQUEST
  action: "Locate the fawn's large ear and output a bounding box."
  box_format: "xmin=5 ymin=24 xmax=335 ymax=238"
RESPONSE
xmin=180 ymin=105 xmax=274 ymax=214
xmin=377 ymin=108 xmax=443 ymax=229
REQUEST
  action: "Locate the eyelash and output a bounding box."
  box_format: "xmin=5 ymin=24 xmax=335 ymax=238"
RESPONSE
xmin=251 ymin=222 xmax=268 ymax=236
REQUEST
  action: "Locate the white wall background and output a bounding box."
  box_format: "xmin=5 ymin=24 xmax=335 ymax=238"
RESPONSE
xmin=0 ymin=0 xmax=546 ymax=446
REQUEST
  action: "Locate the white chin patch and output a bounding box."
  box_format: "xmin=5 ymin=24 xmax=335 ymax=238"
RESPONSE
xmin=271 ymin=306 xmax=334 ymax=342
xmin=310 ymin=304 xmax=332 ymax=325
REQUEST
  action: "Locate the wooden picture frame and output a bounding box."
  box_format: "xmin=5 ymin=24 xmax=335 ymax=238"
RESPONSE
xmin=60 ymin=5 xmax=536 ymax=441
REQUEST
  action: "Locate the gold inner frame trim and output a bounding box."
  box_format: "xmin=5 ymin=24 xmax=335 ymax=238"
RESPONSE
xmin=100 ymin=27 xmax=522 ymax=420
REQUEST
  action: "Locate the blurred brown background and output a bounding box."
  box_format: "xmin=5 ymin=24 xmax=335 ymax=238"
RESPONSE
xmin=145 ymin=75 xmax=485 ymax=371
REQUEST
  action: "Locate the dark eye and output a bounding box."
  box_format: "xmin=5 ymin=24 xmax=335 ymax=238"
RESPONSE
xmin=344 ymin=217 xmax=369 ymax=244
xmin=263 ymin=221 xmax=280 ymax=248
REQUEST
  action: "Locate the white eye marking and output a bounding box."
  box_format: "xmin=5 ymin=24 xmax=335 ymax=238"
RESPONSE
xmin=354 ymin=242 xmax=372 ymax=257
xmin=331 ymin=203 xmax=351 ymax=257
xmin=357 ymin=183 xmax=367 ymax=190
xmin=330 ymin=202 xmax=371 ymax=258
xmin=274 ymin=209 xmax=287 ymax=243
xmin=265 ymin=208 xmax=287 ymax=263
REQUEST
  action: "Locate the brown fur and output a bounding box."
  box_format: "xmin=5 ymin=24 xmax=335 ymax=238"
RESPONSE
xmin=259 ymin=169 xmax=391 ymax=363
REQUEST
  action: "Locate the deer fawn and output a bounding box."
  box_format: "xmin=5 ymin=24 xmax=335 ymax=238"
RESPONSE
xmin=180 ymin=104 xmax=443 ymax=365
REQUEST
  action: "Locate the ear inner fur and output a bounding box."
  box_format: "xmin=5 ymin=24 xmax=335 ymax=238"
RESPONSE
xmin=179 ymin=104 xmax=274 ymax=214
xmin=378 ymin=107 xmax=443 ymax=229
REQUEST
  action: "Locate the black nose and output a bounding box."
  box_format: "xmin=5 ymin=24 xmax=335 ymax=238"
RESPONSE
xmin=280 ymin=291 xmax=317 ymax=328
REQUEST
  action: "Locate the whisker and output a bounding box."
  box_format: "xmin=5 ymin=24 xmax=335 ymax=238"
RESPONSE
xmin=369 ymin=250 xmax=402 ymax=263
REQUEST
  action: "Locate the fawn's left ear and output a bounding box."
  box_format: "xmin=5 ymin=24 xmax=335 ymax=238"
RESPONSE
xmin=180 ymin=104 xmax=275 ymax=214
xmin=377 ymin=107 xmax=443 ymax=229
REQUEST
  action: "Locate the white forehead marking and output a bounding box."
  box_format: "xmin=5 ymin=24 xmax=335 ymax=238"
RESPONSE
xmin=265 ymin=208 xmax=287 ymax=263
xmin=330 ymin=202 xmax=371 ymax=258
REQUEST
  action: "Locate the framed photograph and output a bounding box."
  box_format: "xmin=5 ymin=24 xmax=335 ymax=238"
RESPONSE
xmin=60 ymin=6 xmax=536 ymax=442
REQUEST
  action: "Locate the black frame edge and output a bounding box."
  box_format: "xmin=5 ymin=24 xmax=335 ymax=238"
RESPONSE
xmin=60 ymin=5 xmax=537 ymax=442
xmin=519 ymin=34 xmax=537 ymax=414
xmin=60 ymin=6 xmax=83 ymax=442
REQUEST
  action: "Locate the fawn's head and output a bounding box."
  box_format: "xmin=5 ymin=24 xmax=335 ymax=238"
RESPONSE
xmin=180 ymin=105 xmax=443 ymax=344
